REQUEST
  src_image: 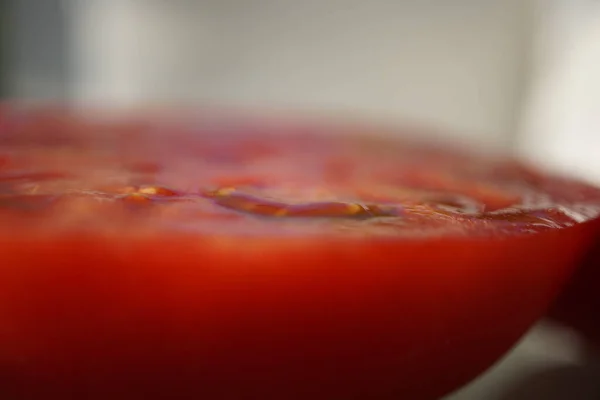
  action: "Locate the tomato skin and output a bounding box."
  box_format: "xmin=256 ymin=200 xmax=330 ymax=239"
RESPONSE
xmin=548 ymin=235 xmax=600 ymax=345
xmin=0 ymin=222 xmax=596 ymax=400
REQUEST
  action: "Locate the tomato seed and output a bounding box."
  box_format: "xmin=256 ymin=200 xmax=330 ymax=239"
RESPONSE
xmin=121 ymin=193 xmax=152 ymax=204
xmin=138 ymin=186 xmax=178 ymax=196
xmin=207 ymin=187 xmax=398 ymax=219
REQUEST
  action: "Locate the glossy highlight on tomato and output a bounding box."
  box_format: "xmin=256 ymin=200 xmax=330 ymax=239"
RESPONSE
xmin=1 ymin=106 xmax=600 ymax=399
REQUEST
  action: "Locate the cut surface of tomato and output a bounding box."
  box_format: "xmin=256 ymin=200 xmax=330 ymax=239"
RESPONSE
xmin=0 ymin=107 xmax=600 ymax=399
xmin=1 ymin=109 xmax=599 ymax=239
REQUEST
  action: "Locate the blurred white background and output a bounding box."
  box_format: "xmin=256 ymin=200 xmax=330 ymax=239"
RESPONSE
xmin=66 ymin=0 xmax=529 ymax=151
xmin=5 ymin=0 xmax=600 ymax=398
xmin=11 ymin=0 xmax=531 ymax=149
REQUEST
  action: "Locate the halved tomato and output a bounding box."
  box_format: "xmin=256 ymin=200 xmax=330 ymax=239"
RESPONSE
xmin=0 ymin=106 xmax=600 ymax=399
xmin=548 ymin=237 xmax=600 ymax=346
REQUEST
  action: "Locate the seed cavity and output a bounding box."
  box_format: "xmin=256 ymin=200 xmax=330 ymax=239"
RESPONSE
xmin=117 ymin=185 xmax=180 ymax=204
xmin=121 ymin=193 xmax=152 ymax=203
xmin=205 ymin=187 xmax=398 ymax=219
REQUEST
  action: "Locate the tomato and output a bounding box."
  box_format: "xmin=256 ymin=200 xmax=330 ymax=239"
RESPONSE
xmin=1 ymin=106 xmax=600 ymax=399
xmin=548 ymin=237 xmax=600 ymax=345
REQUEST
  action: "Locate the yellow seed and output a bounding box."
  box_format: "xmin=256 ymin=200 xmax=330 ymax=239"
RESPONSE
xmin=215 ymin=187 xmax=236 ymax=197
xmin=138 ymin=186 xmax=158 ymax=195
xmin=346 ymin=203 xmax=363 ymax=215
xmin=138 ymin=186 xmax=178 ymax=196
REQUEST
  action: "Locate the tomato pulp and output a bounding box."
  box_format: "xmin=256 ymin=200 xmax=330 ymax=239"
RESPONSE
xmin=1 ymin=107 xmax=600 ymax=399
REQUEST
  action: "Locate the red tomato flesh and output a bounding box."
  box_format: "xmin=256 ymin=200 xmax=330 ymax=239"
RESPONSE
xmin=0 ymin=107 xmax=600 ymax=399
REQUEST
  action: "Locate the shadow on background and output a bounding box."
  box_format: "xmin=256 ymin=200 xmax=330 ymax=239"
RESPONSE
xmin=497 ymin=363 xmax=600 ymax=400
